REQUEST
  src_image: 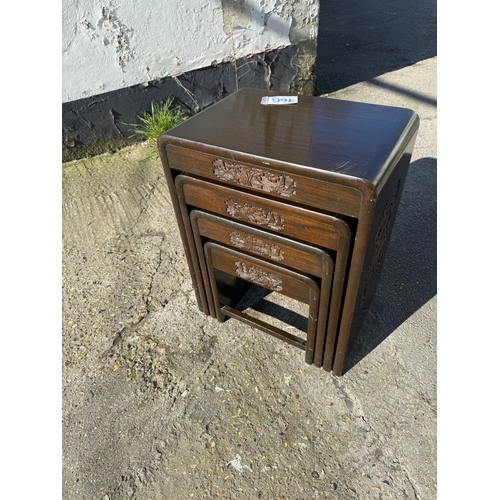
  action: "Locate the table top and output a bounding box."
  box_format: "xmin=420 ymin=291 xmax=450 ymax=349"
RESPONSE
xmin=162 ymin=88 xmax=419 ymax=188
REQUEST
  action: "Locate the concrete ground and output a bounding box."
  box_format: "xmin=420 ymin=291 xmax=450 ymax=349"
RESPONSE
xmin=62 ymin=53 xmax=436 ymax=499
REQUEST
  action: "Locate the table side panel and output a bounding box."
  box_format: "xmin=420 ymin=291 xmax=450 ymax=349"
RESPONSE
xmin=158 ymin=144 xmax=210 ymax=315
xmin=330 ymin=139 xmax=416 ymax=375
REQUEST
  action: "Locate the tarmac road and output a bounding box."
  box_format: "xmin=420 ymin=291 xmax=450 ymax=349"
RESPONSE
xmin=315 ymin=0 xmax=437 ymax=93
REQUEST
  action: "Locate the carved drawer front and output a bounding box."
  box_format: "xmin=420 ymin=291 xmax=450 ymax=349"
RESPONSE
xmin=204 ymin=242 xmax=319 ymax=310
xmin=166 ymin=145 xmax=363 ymax=218
xmin=175 ymin=175 xmax=351 ymax=251
xmin=204 ymin=241 xmax=322 ymax=362
xmin=190 ymin=210 xmax=333 ymax=278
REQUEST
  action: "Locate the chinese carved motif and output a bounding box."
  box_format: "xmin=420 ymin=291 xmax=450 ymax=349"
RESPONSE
xmin=234 ymin=261 xmax=283 ymax=291
xmin=213 ymin=159 xmax=297 ymax=197
xmin=361 ymin=180 xmax=401 ymax=305
xmin=225 ymin=199 xmax=285 ymax=230
xmin=228 ymin=231 xmax=285 ymax=261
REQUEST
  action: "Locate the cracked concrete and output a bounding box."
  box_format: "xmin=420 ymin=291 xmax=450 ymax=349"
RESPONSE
xmin=62 ymin=53 xmax=436 ymax=498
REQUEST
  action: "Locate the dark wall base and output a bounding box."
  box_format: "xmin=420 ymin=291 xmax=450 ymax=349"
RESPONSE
xmin=63 ymin=45 xmax=309 ymax=162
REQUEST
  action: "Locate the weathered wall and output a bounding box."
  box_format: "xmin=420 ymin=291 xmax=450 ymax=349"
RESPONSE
xmin=62 ymin=0 xmax=319 ymax=161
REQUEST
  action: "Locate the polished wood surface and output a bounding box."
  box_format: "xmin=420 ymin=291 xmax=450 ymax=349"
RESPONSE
xmin=162 ymin=88 xmax=417 ymax=189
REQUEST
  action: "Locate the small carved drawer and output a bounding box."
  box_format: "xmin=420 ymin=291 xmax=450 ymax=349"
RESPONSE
xmin=190 ymin=210 xmax=337 ymax=367
xmin=166 ymin=145 xmax=364 ymax=218
xmin=204 ymin=241 xmax=320 ymax=364
xmin=175 ymin=174 xmax=352 ymax=251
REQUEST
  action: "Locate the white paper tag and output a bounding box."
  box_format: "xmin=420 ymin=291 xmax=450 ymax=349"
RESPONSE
xmin=260 ymin=96 xmax=298 ymax=106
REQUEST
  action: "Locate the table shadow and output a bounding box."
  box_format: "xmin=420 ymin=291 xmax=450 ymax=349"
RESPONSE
xmin=343 ymin=156 xmax=437 ymax=372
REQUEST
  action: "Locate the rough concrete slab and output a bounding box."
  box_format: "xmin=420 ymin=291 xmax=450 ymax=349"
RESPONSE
xmin=62 ymin=56 xmax=436 ymax=500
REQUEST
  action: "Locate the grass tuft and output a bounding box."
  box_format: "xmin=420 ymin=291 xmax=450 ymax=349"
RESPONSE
xmin=127 ymin=97 xmax=186 ymax=157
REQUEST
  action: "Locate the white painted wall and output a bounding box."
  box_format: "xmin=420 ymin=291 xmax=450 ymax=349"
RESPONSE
xmin=62 ymin=0 xmax=319 ymax=103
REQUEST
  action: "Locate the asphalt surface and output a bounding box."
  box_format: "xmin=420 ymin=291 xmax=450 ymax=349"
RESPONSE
xmin=315 ymin=0 xmax=436 ymax=93
xmin=62 ymin=2 xmax=437 ymax=498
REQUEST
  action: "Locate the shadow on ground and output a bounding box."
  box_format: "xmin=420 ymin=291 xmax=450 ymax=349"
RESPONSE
xmin=344 ymin=156 xmax=437 ymax=372
xmin=315 ymin=0 xmax=437 ymax=93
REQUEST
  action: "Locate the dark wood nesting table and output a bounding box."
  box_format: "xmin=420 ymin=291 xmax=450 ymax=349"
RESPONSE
xmin=158 ymin=88 xmax=419 ymax=376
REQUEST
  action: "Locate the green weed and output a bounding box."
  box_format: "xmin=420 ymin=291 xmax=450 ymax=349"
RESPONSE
xmin=127 ymin=97 xmax=186 ymax=157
